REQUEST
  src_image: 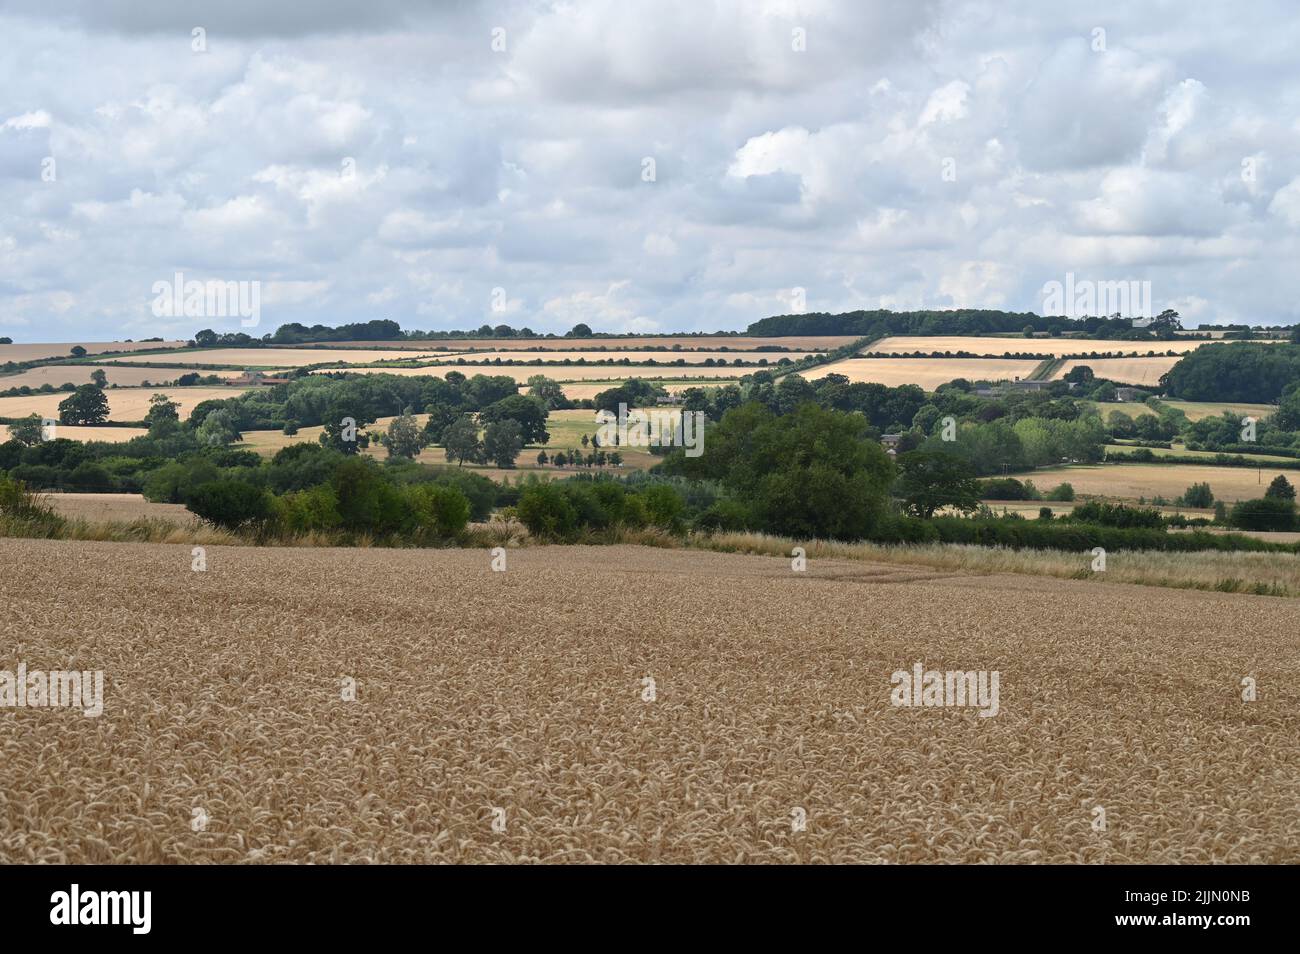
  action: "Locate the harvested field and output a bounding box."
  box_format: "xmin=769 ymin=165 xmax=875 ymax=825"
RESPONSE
xmin=421 ymin=350 xmax=816 ymax=365
xmin=865 ymin=336 xmax=1217 ymax=357
xmin=1017 ymin=462 xmax=1298 ymax=502
xmin=0 ymin=387 xmax=254 ymax=422
xmin=0 ymin=365 xmax=249 ymax=390
xmin=37 ymin=426 xmax=147 ymax=443
xmin=1160 ymin=400 xmax=1279 ymax=422
xmin=107 ymin=348 xmax=452 ymax=368
xmin=1050 ymin=357 xmax=1180 ymax=386
xmin=805 ymin=357 xmax=1041 ymax=389
xmin=305 ymin=336 xmax=859 ymax=352
xmin=310 ymin=365 xmax=758 ymax=384
xmin=558 ymin=380 xmax=726 ymax=400
xmin=0 ymin=540 xmax=1294 ymax=863
xmin=0 ymin=341 xmax=186 ymax=363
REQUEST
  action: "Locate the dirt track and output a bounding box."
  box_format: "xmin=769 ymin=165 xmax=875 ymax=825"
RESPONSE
xmin=1 ymin=540 xmax=1296 ymax=863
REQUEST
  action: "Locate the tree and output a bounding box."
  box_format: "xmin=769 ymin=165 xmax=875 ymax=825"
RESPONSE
xmin=90 ymin=368 xmax=108 ymax=388
xmin=282 ymin=420 xmax=299 ymax=436
xmin=1229 ymin=497 xmax=1297 ymax=531
xmin=144 ymin=393 xmax=180 ymax=429
xmin=1183 ymin=482 xmax=1214 ymax=508
xmin=1265 ymin=474 xmax=1296 ymax=500
xmin=1064 ymin=365 xmax=1095 ymax=384
xmin=57 ymin=384 xmax=109 ymax=425
xmin=479 ymin=394 xmax=550 ymax=444
xmin=442 ymin=414 xmax=484 ymax=467
xmin=526 ymin=375 xmax=569 ymax=410
xmin=7 ymin=414 xmax=45 ymax=446
xmin=483 ymin=419 xmax=524 ymax=468
xmin=385 ymin=409 xmax=423 ymax=460
xmin=895 ymin=450 xmax=981 ymax=519
xmin=536 ymin=450 xmax=549 ymax=466
xmin=195 ymin=408 xmax=241 ymax=446
xmin=661 ymin=402 xmax=895 ymax=541
xmin=186 ymin=480 xmax=273 ymax=532
xmin=566 ymin=323 xmax=593 ymax=337
xmin=69 ymin=345 xmax=87 ymax=357
xmin=319 ymin=403 xmax=374 ymax=455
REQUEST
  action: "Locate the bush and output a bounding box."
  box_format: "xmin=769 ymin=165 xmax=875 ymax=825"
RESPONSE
xmin=330 ymin=457 xmax=410 ymax=536
xmin=517 ymin=483 xmax=578 ymax=540
xmin=406 ymin=483 xmax=471 ymax=538
xmin=1068 ymin=501 xmax=1164 ymax=529
xmin=186 ymin=480 xmax=274 ymax=532
xmin=1182 ymin=482 xmax=1214 ymax=508
xmin=977 ymin=477 xmax=1038 ymax=500
xmin=1045 ymin=482 xmax=1075 ymax=501
xmin=1229 ymin=497 xmax=1298 ymax=531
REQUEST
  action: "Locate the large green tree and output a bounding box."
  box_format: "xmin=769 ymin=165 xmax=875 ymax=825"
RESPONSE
xmin=661 ymin=401 xmax=894 ymax=540
xmin=57 ymin=384 xmax=109 ymax=425
xmin=894 ymin=450 xmax=982 ymax=519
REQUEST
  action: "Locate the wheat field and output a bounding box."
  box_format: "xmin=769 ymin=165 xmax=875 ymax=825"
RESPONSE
xmin=0 ymin=540 xmax=1294 ymax=863
xmin=805 ymin=357 xmax=1042 ymax=389
xmin=0 ymin=387 xmax=253 ymax=422
xmin=1050 ymin=357 xmax=1181 ymax=385
xmin=865 ymin=336 xmax=1217 ymax=357
xmin=306 ymin=336 xmax=860 ymax=352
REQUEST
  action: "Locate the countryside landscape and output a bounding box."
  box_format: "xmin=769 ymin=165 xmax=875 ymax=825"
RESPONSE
xmin=0 ymin=0 xmax=1296 ymax=905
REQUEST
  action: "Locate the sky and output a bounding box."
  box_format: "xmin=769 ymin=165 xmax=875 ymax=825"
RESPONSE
xmin=2 ymin=0 xmax=1299 ymax=341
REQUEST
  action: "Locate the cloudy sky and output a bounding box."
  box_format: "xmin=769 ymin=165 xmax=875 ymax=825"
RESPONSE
xmin=2 ymin=0 xmax=1299 ymax=341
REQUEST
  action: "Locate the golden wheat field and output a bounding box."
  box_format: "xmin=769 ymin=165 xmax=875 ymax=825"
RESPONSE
xmin=1022 ymin=463 xmax=1297 ymax=502
xmin=41 ymin=493 xmax=196 ymax=525
xmin=310 ymin=364 xmax=759 ymax=384
xmin=109 ymin=348 xmax=450 ymax=368
xmin=0 ymin=387 xmax=253 ymax=422
xmin=865 ymin=336 xmax=1219 ymax=357
xmin=1050 ymin=357 xmax=1181 ymax=385
xmin=806 ymin=357 xmax=1042 ymax=389
xmin=0 ymin=539 xmax=1295 ymax=864
xmin=305 ymin=336 xmax=860 ymax=352
xmin=0 ymin=365 xmax=249 ymax=390
xmin=0 ymin=341 xmax=187 ymax=363
xmin=419 ymin=350 xmax=817 ymax=365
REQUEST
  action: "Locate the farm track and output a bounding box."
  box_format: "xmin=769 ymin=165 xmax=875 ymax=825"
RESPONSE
xmin=1 ymin=539 xmax=1296 ymax=863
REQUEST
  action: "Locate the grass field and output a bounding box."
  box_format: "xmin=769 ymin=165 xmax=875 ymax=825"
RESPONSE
xmin=0 ymin=365 xmax=249 ymax=390
xmin=805 ymin=357 xmax=1041 ymax=389
xmin=0 ymin=387 xmax=253 ymax=422
xmin=1050 ymin=357 xmax=1180 ymax=385
xmin=304 ymin=335 xmax=860 ymax=352
xmin=864 ymin=336 xmax=1215 ymax=357
xmin=0 ymin=341 xmax=186 ymax=363
xmin=1016 ymin=462 xmax=1295 ymax=501
xmin=2 ymin=538 xmax=1294 ymax=863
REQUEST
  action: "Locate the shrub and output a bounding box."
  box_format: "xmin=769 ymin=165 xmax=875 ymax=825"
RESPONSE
xmin=1229 ymin=497 xmax=1298 ymax=532
xmin=1182 ymin=482 xmax=1214 ymax=508
xmin=186 ymin=480 xmax=274 ymax=532
xmin=406 ymin=483 xmax=471 ymax=538
xmin=517 ymin=483 xmax=578 ymax=540
xmin=1045 ymin=482 xmax=1075 ymax=501
xmin=1068 ymin=501 xmax=1164 ymax=529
